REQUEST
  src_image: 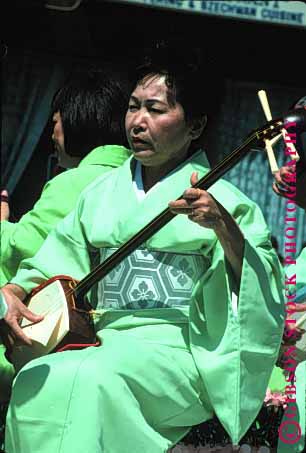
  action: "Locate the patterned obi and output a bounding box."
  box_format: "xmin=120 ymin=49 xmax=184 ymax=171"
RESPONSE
xmin=93 ymin=248 xmax=207 ymax=310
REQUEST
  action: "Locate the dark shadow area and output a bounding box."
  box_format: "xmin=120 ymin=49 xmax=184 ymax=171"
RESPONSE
xmin=2 ymin=0 xmax=306 ymax=217
xmin=3 ymin=0 xmax=306 ymax=84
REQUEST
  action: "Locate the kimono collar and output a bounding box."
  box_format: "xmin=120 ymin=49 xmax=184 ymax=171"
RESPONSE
xmin=129 ymin=149 xmax=211 ymax=182
xmin=79 ymin=145 xmax=131 ymax=168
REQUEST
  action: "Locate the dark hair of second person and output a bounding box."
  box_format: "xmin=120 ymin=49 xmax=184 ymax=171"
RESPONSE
xmin=51 ymin=66 xmax=130 ymax=158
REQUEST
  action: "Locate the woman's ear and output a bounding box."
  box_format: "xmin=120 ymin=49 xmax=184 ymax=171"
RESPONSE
xmin=189 ymin=115 xmax=207 ymax=140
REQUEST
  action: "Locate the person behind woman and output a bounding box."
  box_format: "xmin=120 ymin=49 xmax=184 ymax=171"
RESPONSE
xmin=2 ymin=42 xmax=283 ymax=452
xmin=0 ymin=66 xmax=131 ymax=286
xmin=0 ymin=65 xmax=131 ymax=401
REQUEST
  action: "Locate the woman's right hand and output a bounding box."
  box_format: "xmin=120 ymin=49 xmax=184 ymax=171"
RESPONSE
xmin=1 ymin=285 xmax=43 ymax=346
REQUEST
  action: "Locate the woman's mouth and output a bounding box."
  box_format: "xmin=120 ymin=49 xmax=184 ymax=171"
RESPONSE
xmin=131 ymin=138 xmax=151 ymax=150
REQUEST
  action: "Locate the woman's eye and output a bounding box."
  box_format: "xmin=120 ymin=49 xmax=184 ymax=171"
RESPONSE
xmin=128 ymin=105 xmax=138 ymax=111
xmin=149 ymin=108 xmax=163 ymax=113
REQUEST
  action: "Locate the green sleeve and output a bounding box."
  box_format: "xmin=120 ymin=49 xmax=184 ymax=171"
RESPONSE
xmin=0 ymin=166 xmax=106 ymax=285
xmin=10 ymin=193 xmax=92 ymax=294
xmin=190 ymin=192 xmax=285 ymax=443
xmin=0 ymin=221 xmax=19 ymax=285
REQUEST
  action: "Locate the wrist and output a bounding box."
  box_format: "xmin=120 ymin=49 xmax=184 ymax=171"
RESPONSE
xmin=2 ymin=284 xmax=27 ymax=301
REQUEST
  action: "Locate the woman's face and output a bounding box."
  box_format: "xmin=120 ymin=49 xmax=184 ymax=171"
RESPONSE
xmin=125 ymin=75 xmax=195 ymax=168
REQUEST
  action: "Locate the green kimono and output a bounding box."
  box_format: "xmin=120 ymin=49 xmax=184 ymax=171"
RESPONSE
xmin=0 ymin=145 xmax=130 ymax=401
xmin=0 ymin=145 xmax=130 ymax=286
xmin=5 ymin=151 xmax=284 ymax=453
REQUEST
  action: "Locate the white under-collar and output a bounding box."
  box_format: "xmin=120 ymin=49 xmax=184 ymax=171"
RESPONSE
xmin=132 ymin=160 xmax=146 ymax=201
xmin=132 ymin=160 xmax=161 ymax=201
xmin=132 ymin=150 xmax=210 ymax=201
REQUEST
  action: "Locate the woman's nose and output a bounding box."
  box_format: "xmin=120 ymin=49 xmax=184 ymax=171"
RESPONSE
xmin=132 ymin=125 xmax=144 ymax=135
xmin=130 ymin=110 xmax=146 ymax=131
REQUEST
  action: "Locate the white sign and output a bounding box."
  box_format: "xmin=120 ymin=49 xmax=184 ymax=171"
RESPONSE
xmin=109 ymin=0 xmax=306 ymax=28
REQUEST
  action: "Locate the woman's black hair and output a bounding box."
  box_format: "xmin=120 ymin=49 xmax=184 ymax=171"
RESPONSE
xmin=51 ymin=65 xmax=130 ymax=157
xmin=132 ymin=39 xmax=225 ymax=152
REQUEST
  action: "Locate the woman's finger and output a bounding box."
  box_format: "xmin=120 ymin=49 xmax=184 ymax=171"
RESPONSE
xmin=169 ymin=199 xmax=191 ymax=209
xmin=183 ymin=188 xmax=203 ymax=200
xmin=7 ymin=319 xmax=32 ymax=346
xmin=190 ymin=171 xmax=199 ymax=187
xmin=21 ymin=306 xmax=44 ymax=324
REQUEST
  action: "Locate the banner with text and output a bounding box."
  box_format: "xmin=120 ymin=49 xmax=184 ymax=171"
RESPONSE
xmin=109 ymin=0 xmax=306 ymax=28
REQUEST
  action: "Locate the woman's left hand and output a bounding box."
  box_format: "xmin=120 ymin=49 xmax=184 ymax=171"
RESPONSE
xmin=168 ymin=172 xmax=223 ymax=230
xmin=169 ymin=171 xmax=245 ymax=286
